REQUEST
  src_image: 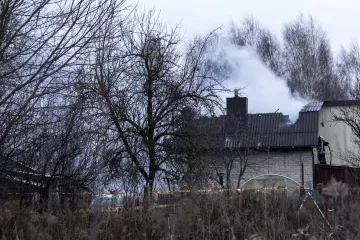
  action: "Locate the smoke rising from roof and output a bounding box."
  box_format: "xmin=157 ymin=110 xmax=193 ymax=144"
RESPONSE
xmin=216 ymin=43 xmax=310 ymax=122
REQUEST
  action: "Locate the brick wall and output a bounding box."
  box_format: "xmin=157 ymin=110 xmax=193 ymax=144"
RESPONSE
xmin=210 ymin=148 xmax=315 ymax=189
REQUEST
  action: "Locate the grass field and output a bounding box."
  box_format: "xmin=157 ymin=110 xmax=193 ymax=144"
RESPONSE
xmin=0 ymin=180 xmax=358 ymax=239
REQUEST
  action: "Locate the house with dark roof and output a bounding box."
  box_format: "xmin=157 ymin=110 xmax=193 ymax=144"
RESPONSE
xmin=0 ymin=155 xmax=91 ymax=206
xmin=184 ymin=95 xmax=360 ymax=190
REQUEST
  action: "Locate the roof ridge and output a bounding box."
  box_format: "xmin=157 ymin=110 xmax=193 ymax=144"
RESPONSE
xmin=248 ymin=112 xmax=283 ymax=115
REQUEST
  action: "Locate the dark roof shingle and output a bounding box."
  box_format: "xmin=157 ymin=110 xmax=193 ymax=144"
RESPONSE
xmin=190 ymin=102 xmax=321 ymax=149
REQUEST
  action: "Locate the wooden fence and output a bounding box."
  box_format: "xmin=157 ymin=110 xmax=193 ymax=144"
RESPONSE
xmin=314 ymin=164 xmax=360 ymax=187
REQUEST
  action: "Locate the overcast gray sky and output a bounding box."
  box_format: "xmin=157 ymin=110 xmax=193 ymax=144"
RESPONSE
xmin=137 ymin=0 xmax=360 ymax=120
xmin=138 ymin=0 xmax=359 ymax=50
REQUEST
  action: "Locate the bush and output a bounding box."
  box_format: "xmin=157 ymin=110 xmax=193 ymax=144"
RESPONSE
xmin=1 ymin=184 xmax=360 ymax=239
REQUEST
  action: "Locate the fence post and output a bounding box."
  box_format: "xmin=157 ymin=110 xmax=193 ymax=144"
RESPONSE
xmin=301 ymin=163 xmax=305 ymax=196
xmin=345 ymin=166 xmax=350 ymax=240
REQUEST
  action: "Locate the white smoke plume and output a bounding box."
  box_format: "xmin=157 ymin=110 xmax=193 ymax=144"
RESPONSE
xmin=216 ymin=43 xmax=310 ymax=122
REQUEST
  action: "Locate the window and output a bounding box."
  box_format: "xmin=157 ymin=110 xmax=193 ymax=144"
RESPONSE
xmin=217 ymin=173 xmax=224 ymax=186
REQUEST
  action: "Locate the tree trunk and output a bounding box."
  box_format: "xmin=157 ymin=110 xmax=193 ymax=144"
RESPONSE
xmin=143 ymin=179 xmax=154 ymax=211
xmin=143 ymin=186 xmax=151 ymax=211
xmin=39 ymin=185 xmax=50 ymax=213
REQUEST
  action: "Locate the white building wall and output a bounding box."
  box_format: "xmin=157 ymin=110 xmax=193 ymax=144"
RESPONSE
xmin=210 ymin=149 xmax=314 ymax=189
xmin=318 ymin=106 xmax=359 ymax=166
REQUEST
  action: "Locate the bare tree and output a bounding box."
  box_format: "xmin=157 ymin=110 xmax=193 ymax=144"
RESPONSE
xmin=332 ymin=106 xmax=360 ymax=166
xmin=281 ymin=14 xmax=345 ymax=100
xmin=0 ymin=0 xmax=125 ymax=157
xmin=80 ymin=8 xmax=226 ymax=204
xmin=229 ymin=16 xmax=282 ymax=76
xmin=0 ymin=89 xmax=105 ymax=209
xmin=219 ymin=136 xmax=268 ymax=189
xmin=175 ymin=106 xmax=267 ymax=191
xmin=0 ymin=0 xmax=128 ymax=207
xmin=336 ymin=43 xmax=360 ymax=99
xmin=229 ymin=14 xmax=348 ymax=101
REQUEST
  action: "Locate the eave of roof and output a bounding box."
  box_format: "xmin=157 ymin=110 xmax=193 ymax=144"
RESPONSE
xmin=323 ymin=100 xmax=360 ymax=107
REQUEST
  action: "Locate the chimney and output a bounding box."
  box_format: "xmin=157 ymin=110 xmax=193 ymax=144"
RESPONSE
xmin=226 ymin=96 xmax=248 ymax=122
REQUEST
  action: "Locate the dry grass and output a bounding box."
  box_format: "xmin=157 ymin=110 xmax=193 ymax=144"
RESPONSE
xmin=1 ymin=182 xmax=360 ymax=240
